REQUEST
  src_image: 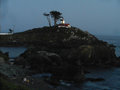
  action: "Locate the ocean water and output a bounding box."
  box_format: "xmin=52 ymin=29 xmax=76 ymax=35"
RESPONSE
xmin=0 ymin=47 xmax=26 ymax=58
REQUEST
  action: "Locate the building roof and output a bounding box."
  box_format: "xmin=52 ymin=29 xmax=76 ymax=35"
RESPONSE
xmin=0 ymin=33 xmax=13 ymax=35
xmin=58 ymin=24 xmax=70 ymax=26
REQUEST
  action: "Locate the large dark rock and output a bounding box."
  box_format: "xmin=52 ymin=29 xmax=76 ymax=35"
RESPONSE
xmin=14 ymin=26 xmax=117 ymax=82
xmin=15 ymin=50 xmax=62 ymax=73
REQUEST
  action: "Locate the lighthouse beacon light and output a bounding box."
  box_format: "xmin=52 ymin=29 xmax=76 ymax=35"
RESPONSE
xmin=58 ymin=18 xmax=71 ymax=28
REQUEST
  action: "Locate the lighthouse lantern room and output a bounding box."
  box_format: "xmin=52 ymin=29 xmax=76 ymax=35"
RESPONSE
xmin=58 ymin=18 xmax=71 ymax=28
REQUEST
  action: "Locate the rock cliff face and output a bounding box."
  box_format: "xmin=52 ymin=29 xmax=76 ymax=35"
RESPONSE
xmin=14 ymin=26 xmax=117 ymax=82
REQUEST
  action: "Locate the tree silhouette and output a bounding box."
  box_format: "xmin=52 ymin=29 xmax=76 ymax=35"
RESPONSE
xmin=50 ymin=11 xmax=62 ymax=26
xmin=43 ymin=13 xmax=51 ymax=27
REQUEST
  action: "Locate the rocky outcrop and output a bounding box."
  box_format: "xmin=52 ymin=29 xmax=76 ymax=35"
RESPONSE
xmin=15 ymin=50 xmax=62 ymax=72
xmin=14 ymin=26 xmax=117 ymax=83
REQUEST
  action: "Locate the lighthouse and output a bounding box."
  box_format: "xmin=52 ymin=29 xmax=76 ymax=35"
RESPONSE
xmin=58 ymin=18 xmax=71 ymax=28
xmin=60 ymin=18 xmax=65 ymax=24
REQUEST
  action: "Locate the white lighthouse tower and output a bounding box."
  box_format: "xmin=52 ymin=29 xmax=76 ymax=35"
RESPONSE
xmin=60 ymin=17 xmax=65 ymax=24
xmin=58 ymin=17 xmax=71 ymax=28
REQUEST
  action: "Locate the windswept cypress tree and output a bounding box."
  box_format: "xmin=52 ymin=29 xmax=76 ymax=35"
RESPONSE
xmin=50 ymin=11 xmax=62 ymax=26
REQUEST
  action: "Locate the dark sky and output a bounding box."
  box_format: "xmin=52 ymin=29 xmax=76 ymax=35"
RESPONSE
xmin=0 ymin=0 xmax=120 ymax=36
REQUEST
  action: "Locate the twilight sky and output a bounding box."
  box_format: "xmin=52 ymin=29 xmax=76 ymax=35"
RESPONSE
xmin=0 ymin=0 xmax=120 ymax=36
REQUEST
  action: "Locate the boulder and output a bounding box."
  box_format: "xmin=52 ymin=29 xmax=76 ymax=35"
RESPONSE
xmin=15 ymin=50 xmax=62 ymax=73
